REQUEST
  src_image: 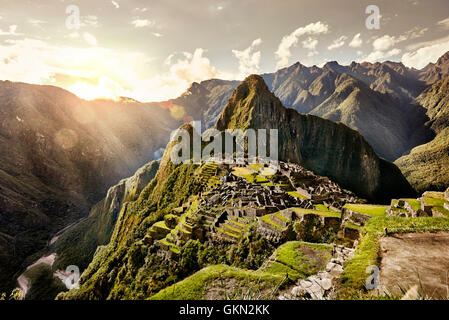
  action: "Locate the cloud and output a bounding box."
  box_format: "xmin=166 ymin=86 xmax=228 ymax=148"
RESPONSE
xmin=364 ymin=48 xmax=401 ymax=62
xmin=232 ymin=38 xmax=262 ymax=79
xmin=81 ymin=15 xmax=99 ymax=28
xmin=438 ymin=17 xmax=449 ymax=29
xmin=83 ymin=32 xmax=97 ymax=46
xmin=301 ymin=37 xmax=318 ymax=57
xmin=28 ymin=19 xmax=47 ymax=27
xmin=131 ymin=19 xmax=154 ymax=28
xmin=0 ymin=25 xmax=22 ymax=36
xmin=302 ymin=37 xmax=318 ymax=50
xmin=111 ymin=1 xmax=120 ymax=9
xmin=152 ymin=32 xmax=163 ymax=37
xmin=0 ymin=38 xmax=232 ymax=101
xmin=372 ymin=35 xmax=399 ymax=51
xmin=349 ymin=33 xmax=363 ymax=48
xmin=328 ymin=36 xmax=347 ymax=50
xmin=402 ymin=38 xmax=449 ymax=69
xmin=275 ymin=21 xmax=329 ymax=68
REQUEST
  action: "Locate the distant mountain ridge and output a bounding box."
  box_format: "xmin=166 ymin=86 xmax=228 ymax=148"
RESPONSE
xmin=169 ymin=52 xmax=449 ymax=161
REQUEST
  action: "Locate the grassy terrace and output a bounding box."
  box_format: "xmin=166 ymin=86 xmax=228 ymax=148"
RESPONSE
xmin=261 ymin=241 xmax=333 ymax=281
xmin=388 ymin=199 xmax=408 ymax=214
xmin=153 ymin=220 xmax=170 ymax=231
xmin=150 ymin=264 xmax=285 ymax=300
xmin=216 ymin=227 xmax=240 ymax=239
xmin=158 ymin=238 xmax=180 ymax=254
xmin=287 ymin=191 xmax=308 ymax=199
xmin=422 ymin=192 xmax=449 ymax=216
xmin=291 ymin=207 xmax=341 ymax=218
xmin=340 ymin=216 xmax=449 ymax=298
xmin=402 ymin=199 xmax=421 ymax=212
xmin=260 ymin=214 xmax=286 ymax=231
xmin=343 ymin=204 xmax=388 ymax=217
xmin=151 ymin=241 xmax=333 ymax=300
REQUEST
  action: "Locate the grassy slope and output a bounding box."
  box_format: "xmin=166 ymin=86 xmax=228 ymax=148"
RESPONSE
xmin=151 ymin=241 xmax=332 ymax=300
xmin=343 ymin=204 xmax=388 ymax=217
xmin=396 ymin=127 xmax=449 ymax=194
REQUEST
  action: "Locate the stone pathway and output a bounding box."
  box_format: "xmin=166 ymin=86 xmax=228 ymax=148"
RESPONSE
xmin=279 ymin=245 xmax=355 ymax=300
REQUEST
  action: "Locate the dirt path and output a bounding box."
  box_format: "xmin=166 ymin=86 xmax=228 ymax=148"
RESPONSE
xmin=379 ymin=232 xmax=449 ymax=299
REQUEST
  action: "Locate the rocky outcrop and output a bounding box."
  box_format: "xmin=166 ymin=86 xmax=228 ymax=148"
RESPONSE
xmin=216 ymin=75 xmax=416 ymax=202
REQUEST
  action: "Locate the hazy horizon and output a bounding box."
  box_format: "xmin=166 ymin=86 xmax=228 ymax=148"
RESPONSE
xmin=0 ymin=0 xmax=448 ymax=102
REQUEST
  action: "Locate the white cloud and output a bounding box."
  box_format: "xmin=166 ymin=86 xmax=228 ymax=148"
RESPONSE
xmin=232 ymin=38 xmax=262 ymax=79
xmin=83 ymin=32 xmax=97 ymax=46
xmin=301 ymin=37 xmax=318 ymax=57
xmin=438 ymin=17 xmax=449 ymax=29
xmin=402 ymin=39 xmax=449 ymax=69
xmin=81 ymin=15 xmax=99 ymax=28
xmin=134 ymin=8 xmax=148 ymax=13
xmin=0 ymin=25 xmax=22 ymax=36
xmin=28 ymin=19 xmax=47 ymax=27
xmin=275 ymin=21 xmax=329 ymax=68
xmin=131 ymin=19 xmax=154 ymax=28
xmin=0 ymin=39 xmax=230 ymax=102
xmin=328 ymin=36 xmax=347 ymax=50
xmin=111 ymin=1 xmax=120 ymax=9
xmin=302 ymin=37 xmax=318 ymax=50
xmin=364 ymin=48 xmax=401 ymax=62
xmin=152 ymin=32 xmax=163 ymax=37
xmin=349 ymin=33 xmax=363 ymax=48
xmin=373 ymin=35 xmax=398 ymax=51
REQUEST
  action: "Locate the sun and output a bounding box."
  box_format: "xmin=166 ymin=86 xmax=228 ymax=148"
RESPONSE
xmin=68 ymin=77 xmax=123 ymax=101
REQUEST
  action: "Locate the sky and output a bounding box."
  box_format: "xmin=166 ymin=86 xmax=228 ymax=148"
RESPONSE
xmin=0 ymin=0 xmax=448 ymax=101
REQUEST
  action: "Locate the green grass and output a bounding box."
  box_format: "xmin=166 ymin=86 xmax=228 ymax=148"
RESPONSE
xmin=274 ymin=211 xmax=290 ymax=223
xmin=153 ymin=221 xmax=171 ymax=231
xmin=401 ymin=199 xmax=421 ymax=212
xmin=287 ymin=191 xmax=308 ymax=199
xmin=343 ymin=204 xmax=388 ymax=217
xmin=340 ymin=216 xmax=449 ymax=296
xmin=422 ymin=193 xmax=449 ymax=216
xmin=260 ymin=241 xmax=332 ymax=281
xmin=260 ymin=214 xmax=285 ymax=231
xmin=149 ymin=264 xmax=284 ymax=300
xmin=291 ymin=208 xmax=341 ymax=218
xmin=159 ymin=238 xmax=181 ymax=254
xmin=216 ymin=227 xmax=240 ymax=239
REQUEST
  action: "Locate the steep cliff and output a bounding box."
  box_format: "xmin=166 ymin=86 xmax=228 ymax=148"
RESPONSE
xmin=53 ymin=160 xmax=160 ymax=271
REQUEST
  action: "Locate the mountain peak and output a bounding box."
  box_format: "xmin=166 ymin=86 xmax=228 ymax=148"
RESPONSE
xmin=436 ymin=51 xmax=449 ymax=66
xmin=216 ymin=74 xmax=279 ymax=131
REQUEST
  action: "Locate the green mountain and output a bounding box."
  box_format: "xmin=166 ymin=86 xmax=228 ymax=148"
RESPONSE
xmin=395 ymin=76 xmax=449 ymax=193
xmin=216 ymin=75 xmax=415 ymax=202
